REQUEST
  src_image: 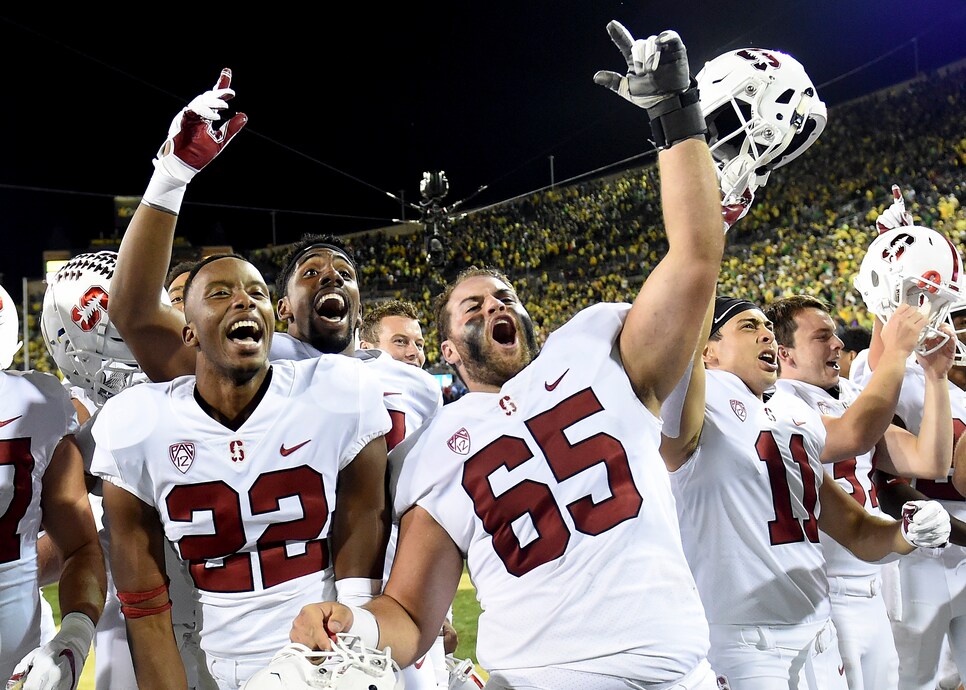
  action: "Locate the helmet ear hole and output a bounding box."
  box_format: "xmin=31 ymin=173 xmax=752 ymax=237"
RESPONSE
xmin=774 ymin=88 xmax=795 ymax=105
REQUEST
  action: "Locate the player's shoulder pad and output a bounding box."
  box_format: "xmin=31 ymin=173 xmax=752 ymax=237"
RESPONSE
xmin=16 ymin=369 xmax=74 ymax=404
xmin=92 ymin=379 xmax=170 ymax=447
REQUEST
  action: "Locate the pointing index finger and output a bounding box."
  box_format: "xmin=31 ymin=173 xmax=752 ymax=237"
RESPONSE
xmin=605 ymin=21 xmax=635 ymax=70
xmin=214 ymin=68 xmax=232 ymax=91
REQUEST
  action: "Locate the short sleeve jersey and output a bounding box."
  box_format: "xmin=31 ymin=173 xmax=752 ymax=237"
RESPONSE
xmin=352 ymin=349 xmax=443 ymax=450
xmin=671 ymin=369 xmax=830 ymax=626
xmin=391 ymin=303 xmax=710 ymax=679
xmin=89 ymin=356 xmax=390 ymax=664
xmin=773 ymin=377 xmax=883 ymax=579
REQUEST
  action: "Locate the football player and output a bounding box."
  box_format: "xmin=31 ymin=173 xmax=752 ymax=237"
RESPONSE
xmin=659 ymin=293 xmax=952 ymax=689
xmin=1 ymin=281 xmax=106 ymax=690
xmin=764 ymin=293 xmax=958 ymax=690
xmin=359 ymin=299 xmax=427 ymax=369
xmin=357 ymin=296 xmax=457 ymax=687
xmin=288 ymin=21 xmax=725 ymax=689
xmin=90 ymin=254 xmax=392 ymax=688
xmin=851 ymin=188 xmax=966 ymax=690
xmin=41 ymin=251 xmax=216 ymax=689
xmin=108 ymin=68 xmax=446 ymax=688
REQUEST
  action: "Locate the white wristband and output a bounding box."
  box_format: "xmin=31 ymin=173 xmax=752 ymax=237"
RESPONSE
xmin=346 ymin=605 xmax=379 ymax=648
xmin=142 ymin=169 xmax=187 ymax=216
xmin=336 ymin=577 xmax=381 ymax=606
xmin=59 ymin=611 xmax=96 ymax=647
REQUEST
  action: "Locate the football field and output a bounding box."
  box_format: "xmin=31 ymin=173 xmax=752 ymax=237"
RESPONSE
xmin=42 ymin=571 xmax=484 ymax=689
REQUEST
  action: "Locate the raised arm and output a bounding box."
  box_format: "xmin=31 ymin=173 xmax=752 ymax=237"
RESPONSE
xmin=821 ymin=303 xmax=925 ymax=461
xmin=660 ymin=295 xmax=713 ymax=471
xmin=593 ymin=23 xmax=722 ymax=412
xmin=112 ymin=68 xmax=247 ymax=382
xmin=874 ymin=325 xmax=956 ymax=479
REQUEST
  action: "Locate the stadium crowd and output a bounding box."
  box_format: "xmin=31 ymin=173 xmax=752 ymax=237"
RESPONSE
xmin=4 ymin=19 xmax=966 ymax=690
xmin=10 ymin=61 xmax=966 ymax=379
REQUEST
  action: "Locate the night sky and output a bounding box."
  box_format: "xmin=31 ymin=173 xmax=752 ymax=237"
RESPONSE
xmin=1 ymin=1 xmax=964 ymax=299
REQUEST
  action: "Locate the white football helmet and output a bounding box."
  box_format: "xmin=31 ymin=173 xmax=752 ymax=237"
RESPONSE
xmin=240 ymin=637 xmax=403 ymax=690
xmin=854 ymin=225 xmax=966 ymax=360
xmin=41 ymin=251 xmax=142 ymax=407
xmin=0 ymin=283 xmax=23 ymax=370
xmin=697 ymin=47 xmax=827 ymax=210
xmin=445 ymin=654 xmax=486 ymax=689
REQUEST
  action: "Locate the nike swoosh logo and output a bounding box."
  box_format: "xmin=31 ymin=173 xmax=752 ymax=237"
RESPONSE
xmin=383 ymin=392 xmax=401 ymax=397
xmin=59 ymin=648 xmax=77 ymax=686
xmin=279 ymin=440 xmax=311 ymax=456
xmin=793 ymin=419 xmax=807 ymax=427
xmin=544 ymin=369 xmax=570 ymax=392
xmin=0 ymin=415 xmax=22 ymax=427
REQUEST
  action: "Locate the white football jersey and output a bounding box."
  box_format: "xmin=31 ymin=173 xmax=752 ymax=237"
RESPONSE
xmin=391 ymin=303 xmax=709 ymax=679
xmin=0 ymin=370 xmax=79 ymax=679
xmin=268 ymin=331 xmax=324 ymax=361
xmin=672 ymin=369 xmax=831 ymax=627
xmin=90 ymin=356 xmax=391 ymax=666
xmin=773 ymin=377 xmax=884 ymax=579
xmin=854 ymin=360 xmax=966 ymax=521
xmin=269 ymin=334 xmax=443 ymax=448
xmin=352 ymin=349 xmax=442 ymax=450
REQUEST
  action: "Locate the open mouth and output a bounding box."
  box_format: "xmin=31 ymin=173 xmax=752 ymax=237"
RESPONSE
xmin=491 ymin=316 xmax=518 ymax=346
xmin=759 ymin=349 xmax=778 ymax=371
xmin=314 ymin=291 xmax=348 ymax=323
xmin=228 ymin=319 xmax=263 ymax=344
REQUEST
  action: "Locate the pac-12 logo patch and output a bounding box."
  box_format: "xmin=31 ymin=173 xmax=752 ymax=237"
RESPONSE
xmin=447 ymin=427 xmax=471 ymax=455
xmin=169 ymin=442 xmax=195 ymax=474
xmin=730 ymin=399 xmax=747 ymax=422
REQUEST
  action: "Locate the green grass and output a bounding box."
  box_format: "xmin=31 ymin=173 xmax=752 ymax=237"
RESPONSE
xmin=453 ymin=571 xmax=485 ymax=675
xmin=43 ymin=570 xmax=485 ymax=687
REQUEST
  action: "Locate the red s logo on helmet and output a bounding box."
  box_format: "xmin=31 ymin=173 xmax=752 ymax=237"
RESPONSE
xmin=882 ymin=232 xmax=916 ymax=262
xmin=70 ymin=286 xmax=109 ymax=332
xmin=735 ymin=49 xmax=781 ymax=71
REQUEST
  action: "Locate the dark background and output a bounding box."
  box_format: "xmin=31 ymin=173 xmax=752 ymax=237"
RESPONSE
xmin=1 ymin=1 xmax=964 ymax=298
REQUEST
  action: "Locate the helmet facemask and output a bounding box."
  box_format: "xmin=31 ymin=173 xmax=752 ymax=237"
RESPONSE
xmin=240 ymin=636 xmax=402 ymax=690
xmin=698 ymin=48 xmax=827 ymax=209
